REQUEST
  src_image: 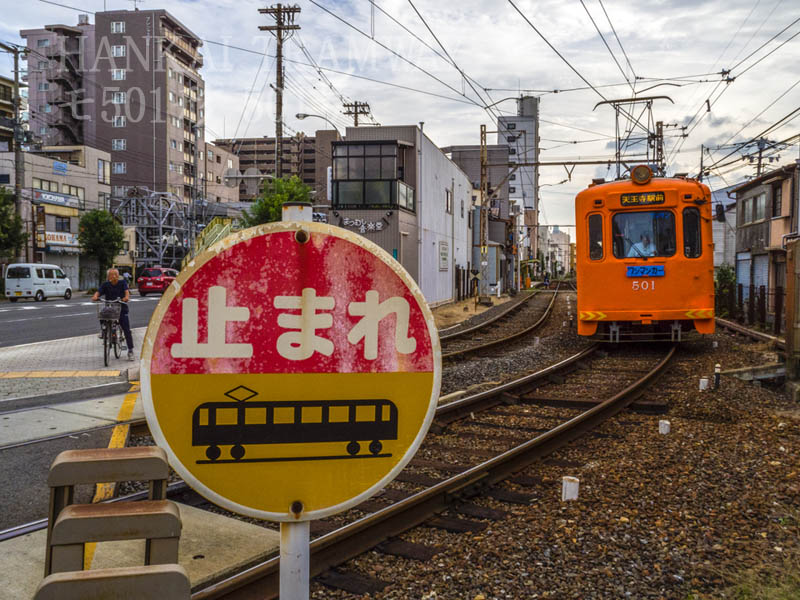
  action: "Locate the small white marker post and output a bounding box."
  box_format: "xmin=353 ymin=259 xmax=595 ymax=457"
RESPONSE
xmin=561 ymin=476 xmax=579 ymax=501
xmin=699 ymin=377 xmax=709 ymax=391
xmin=281 ymin=201 xmax=313 ymax=600
xmin=659 ymin=420 xmax=671 ymax=435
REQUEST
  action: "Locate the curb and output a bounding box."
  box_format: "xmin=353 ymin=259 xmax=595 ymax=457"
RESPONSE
xmin=0 ymin=380 xmax=133 ymax=412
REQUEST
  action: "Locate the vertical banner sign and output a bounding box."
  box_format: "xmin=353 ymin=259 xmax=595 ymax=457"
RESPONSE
xmin=35 ymin=205 xmax=46 ymax=250
xmin=141 ymin=222 xmax=441 ymax=521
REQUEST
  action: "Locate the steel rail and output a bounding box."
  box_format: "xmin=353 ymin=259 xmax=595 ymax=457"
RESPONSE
xmin=0 ymin=418 xmax=148 ymax=451
xmin=715 ymin=317 xmax=785 ymax=350
xmin=443 ymin=282 xmax=561 ymax=359
xmin=194 ymin=345 xmax=675 ymax=600
xmin=439 ymin=284 xmax=543 ymax=342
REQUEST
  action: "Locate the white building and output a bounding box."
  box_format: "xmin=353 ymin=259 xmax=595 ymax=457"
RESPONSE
xmin=327 ymin=125 xmax=472 ymax=306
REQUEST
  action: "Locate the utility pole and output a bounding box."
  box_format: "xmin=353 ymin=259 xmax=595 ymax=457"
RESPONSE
xmin=0 ymin=42 xmax=27 ymax=260
xmin=479 ymin=124 xmax=489 ymax=301
xmin=655 ymin=120 xmax=664 ymax=175
xmin=699 ymin=144 xmax=704 ymax=182
xmin=259 ymin=3 xmax=300 ymax=179
xmin=343 ymin=101 xmax=370 ymax=127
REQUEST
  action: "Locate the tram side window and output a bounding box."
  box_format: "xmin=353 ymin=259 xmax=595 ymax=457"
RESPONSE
xmin=683 ymin=207 xmax=702 ymax=258
xmin=588 ymin=214 xmax=603 ymax=260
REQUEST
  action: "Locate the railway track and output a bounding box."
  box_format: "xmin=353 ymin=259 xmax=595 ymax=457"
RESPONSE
xmin=715 ymin=317 xmax=785 ymax=349
xmin=190 ymin=343 xmax=675 ymax=599
xmin=441 ymin=283 xmax=563 ymax=359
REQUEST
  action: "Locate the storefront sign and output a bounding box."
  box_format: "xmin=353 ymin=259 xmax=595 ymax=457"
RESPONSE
xmin=53 ymin=161 xmax=68 ymax=176
xmin=341 ymin=217 xmax=386 ymax=234
xmin=32 ymin=189 xmax=81 ymax=209
xmin=46 ymin=231 xmax=79 ymax=247
xmin=438 ymin=240 xmax=449 ymax=271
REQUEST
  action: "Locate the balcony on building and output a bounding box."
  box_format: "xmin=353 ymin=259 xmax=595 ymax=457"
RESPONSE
xmin=331 ymin=141 xmax=415 ymax=212
xmin=161 ymin=21 xmax=204 ymax=70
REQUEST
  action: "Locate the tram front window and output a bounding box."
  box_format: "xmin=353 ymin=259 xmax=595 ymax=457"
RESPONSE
xmin=612 ymin=211 xmax=675 ymax=259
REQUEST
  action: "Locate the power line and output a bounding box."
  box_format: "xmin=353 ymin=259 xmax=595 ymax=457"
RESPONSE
xmin=578 ymin=0 xmax=633 ymax=93
xmin=597 ymin=0 xmax=635 ymax=82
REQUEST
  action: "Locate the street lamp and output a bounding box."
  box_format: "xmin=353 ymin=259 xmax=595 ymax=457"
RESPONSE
xmin=295 ymin=113 xmax=342 ymax=136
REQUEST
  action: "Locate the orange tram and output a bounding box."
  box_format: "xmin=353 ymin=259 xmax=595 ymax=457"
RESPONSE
xmin=575 ymin=165 xmax=715 ymax=342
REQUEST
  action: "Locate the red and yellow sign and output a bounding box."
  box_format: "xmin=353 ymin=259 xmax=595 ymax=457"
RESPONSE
xmin=141 ymin=221 xmax=441 ymax=521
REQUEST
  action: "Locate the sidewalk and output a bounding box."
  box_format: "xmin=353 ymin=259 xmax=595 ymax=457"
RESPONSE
xmin=0 ymin=327 xmax=146 ymax=406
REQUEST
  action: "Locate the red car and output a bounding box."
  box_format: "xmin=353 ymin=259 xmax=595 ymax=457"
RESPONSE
xmin=136 ymin=267 xmax=178 ymax=296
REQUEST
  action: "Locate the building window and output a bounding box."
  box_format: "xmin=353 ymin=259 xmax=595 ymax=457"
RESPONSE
xmin=112 ymin=45 xmax=126 ymax=57
xmin=111 ymin=68 xmax=126 ymax=80
xmin=754 ymin=192 xmax=766 ymax=221
xmin=111 ymin=21 xmax=125 ymax=33
xmin=113 ymin=186 xmax=128 ymax=197
xmin=227 ymin=159 xmax=233 ymax=169
xmin=38 ymin=82 xmax=49 ymax=91
xmin=98 ymin=159 xmax=110 ymax=184
xmin=112 ymin=138 xmax=126 ymax=151
xmin=62 ymin=184 xmax=85 ymax=201
xmin=170 ymin=139 xmax=177 ymax=149
xmin=112 ymin=91 xmax=126 ymax=104
xmin=509 ymin=174 xmax=516 ymax=181
xmin=207 ymin=150 xmax=213 ymax=160
xmin=199 ymin=109 xmax=204 ymax=119
xmin=178 ymin=97 xmax=183 ymax=107
xmin=37 ymin=38 xmax=50 ymax=48
xmin=168 ymin=68 xmax=173 ymax=79
xmin=55 ymin=216 xmax=71 ymax=232
xmin=37 ymin=60 xmax=48 ymax=69
xmin=43 ymin=104 xmax=52 ymax=113
xmin=445 ymin=188 xmax=452 ymax=214
xmin=112 ymin=162 xmax=127 ymax=174
xmin=773 ymin=184 xmax=782 ymax=217
xmin=113 ymin=115 xmax=126 ymax=127
xmin=509 ymin=148 xmax=516 ymax=155
xmin=99 ymin=192 xmax=110 ymax=210
xmin=509 ymin=186 xmax=516 ymax=193
xmin=507 ymin=123 xmax=516 ymax=130
xmin=33 ymin=177 xmax=59 ymax=192
xmin=39 ymin=126 xmax=47 ymax=135
xmin=169 ymin=91 xmax=175 ymax=103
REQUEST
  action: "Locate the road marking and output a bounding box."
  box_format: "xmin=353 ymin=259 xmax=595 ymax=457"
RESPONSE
xmin=0 ymin=370 xmax=121 ymax=378
xmin=0 ymin=311 xmax=92 ymax=323
xmin=85 ymin=382 xmax=139 ymax=569
xmin=54 ymin=304 xmax=70 ymax=307
xmin=81 ymin=302 xmax=95 ymax=306
xmin=21 ymin=306 xmax=39 ymax=310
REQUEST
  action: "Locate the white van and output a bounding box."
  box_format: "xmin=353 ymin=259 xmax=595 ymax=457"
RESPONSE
xmin=4 ymin=263 xmax=73 ymax=302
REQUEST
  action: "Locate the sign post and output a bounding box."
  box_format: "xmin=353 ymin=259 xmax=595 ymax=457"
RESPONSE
xmin=141 ymin=203 xmax=441 ymax=599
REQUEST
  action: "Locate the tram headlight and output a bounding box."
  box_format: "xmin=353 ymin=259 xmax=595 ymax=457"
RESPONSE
xmin=631 ymin=165 xmax=653 ymax=185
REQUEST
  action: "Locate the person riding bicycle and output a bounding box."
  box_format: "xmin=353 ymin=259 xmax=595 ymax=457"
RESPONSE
xmin=92 ymin=268 xmax=134 ymax=361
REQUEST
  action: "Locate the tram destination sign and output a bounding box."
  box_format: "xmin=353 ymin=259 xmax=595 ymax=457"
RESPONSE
xmin=141 ymin=221 xmax=441 ymax=521
xmin=620 ymin=191 xmax=665 ymax=206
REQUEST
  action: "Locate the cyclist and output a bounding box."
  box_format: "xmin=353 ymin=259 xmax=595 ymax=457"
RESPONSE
xmin=93 ymin=268 xmax=134 ymax=361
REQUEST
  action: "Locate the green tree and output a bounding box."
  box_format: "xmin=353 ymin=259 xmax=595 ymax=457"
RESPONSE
xmin=240 ymin=176 xmax=312 ymax=228
xmin=0 ymin=187 xmax=27 ymax=262
xmin=715 ymin=263 xmax=737 ymax=318
xmin=78 ymin=209 xmax=125 ymax=286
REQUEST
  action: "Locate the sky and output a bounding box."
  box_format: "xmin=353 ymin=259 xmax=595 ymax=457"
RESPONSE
xmin=2 ymin=0 xmax=799 ymax=230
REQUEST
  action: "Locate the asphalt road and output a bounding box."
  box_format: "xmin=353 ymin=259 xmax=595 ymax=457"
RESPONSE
xmin=0 ymin=293 xmax=161 ymax=347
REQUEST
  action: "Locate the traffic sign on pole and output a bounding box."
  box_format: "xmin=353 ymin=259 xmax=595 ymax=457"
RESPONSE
xmin=141 ymin=221 xmax=441 ymax=521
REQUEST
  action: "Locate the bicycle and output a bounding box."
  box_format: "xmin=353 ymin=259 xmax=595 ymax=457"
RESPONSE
xmin=96 ymin=299 xmax=126 ymax=367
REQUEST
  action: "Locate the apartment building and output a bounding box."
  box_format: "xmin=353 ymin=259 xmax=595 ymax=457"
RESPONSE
xmin=22 ymin=10 xmax=206 ymax=202
xmin=0 ymin=144 xmax=112 ymax=280
xmin=0 ymin=75 xmax=17 ymax=151
xmin=213 ymin=134 xmax=319 ymax=201
xmin=203 ymin=142 xmax=239 ymax=203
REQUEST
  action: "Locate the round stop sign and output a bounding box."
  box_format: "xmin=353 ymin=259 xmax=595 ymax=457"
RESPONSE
xmin=141 ymin=221 xmax=441 ymax=521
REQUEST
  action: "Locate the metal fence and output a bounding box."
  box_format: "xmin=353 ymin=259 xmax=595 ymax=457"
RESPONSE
xmin=717 ymin=283 xmax=785 ymax=335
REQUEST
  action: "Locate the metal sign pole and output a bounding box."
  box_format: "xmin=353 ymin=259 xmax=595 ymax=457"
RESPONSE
xmin=280 ymin=201 xmax=313 ymax=599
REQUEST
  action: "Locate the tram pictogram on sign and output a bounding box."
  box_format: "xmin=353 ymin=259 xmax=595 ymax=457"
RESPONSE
xmin=141 ymin=221 xmax=441 ymax=521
